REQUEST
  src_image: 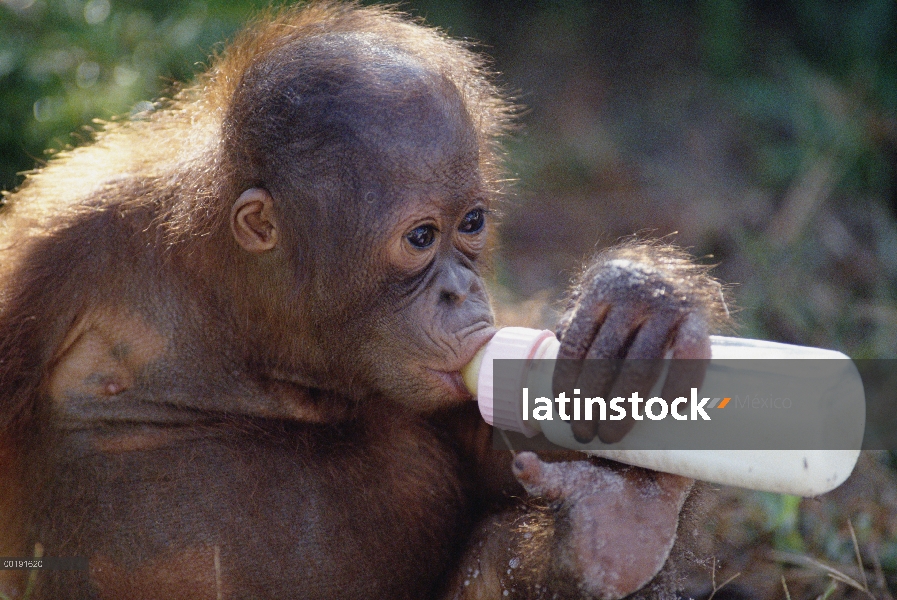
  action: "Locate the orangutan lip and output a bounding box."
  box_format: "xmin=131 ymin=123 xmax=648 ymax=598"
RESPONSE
xmin=427 ymin=326 xmax=497 ymax=400
xmin=428 ymin=369 xmax=472 ymax=400
xmin=459 ymin=326 xmax=498 ymax=366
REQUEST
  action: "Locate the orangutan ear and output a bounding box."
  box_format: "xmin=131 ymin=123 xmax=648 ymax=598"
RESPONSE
xmin=231 ymin=187 xmax=279 ymax=253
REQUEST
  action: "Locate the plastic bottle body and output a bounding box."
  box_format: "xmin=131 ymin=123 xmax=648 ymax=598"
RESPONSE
xmin=463 ymin=328 xmax=863 ymax=497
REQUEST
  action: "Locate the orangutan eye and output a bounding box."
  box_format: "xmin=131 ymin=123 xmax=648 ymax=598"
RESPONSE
xmin=406 ymin=225 xmax=437 ymax=249
xmin=458 ymin=209 xmax=485 ymax=234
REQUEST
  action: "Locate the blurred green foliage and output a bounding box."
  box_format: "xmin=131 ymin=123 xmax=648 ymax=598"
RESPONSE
xmin=696 ymin=0 xmax=897 ymax=356
xmin=758 ymin=492 xmax=805 ymax=552
xmin=0 ymin=0 xmax=275 ymax=190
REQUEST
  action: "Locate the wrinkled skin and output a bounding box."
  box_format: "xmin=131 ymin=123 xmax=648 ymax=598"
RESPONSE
xmin=553 ymin=244 xmax=724 ymax=444
xmin=0 ymin=3 xmax=726 ymax=600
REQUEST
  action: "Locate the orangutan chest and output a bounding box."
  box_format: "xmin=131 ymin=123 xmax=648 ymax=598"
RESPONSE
xmin=33 ymin=421 xmax=467 ymax=600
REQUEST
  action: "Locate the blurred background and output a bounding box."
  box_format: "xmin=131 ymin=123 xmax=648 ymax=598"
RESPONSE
xmin=1 ymin=0 xmax=895 ymax=598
